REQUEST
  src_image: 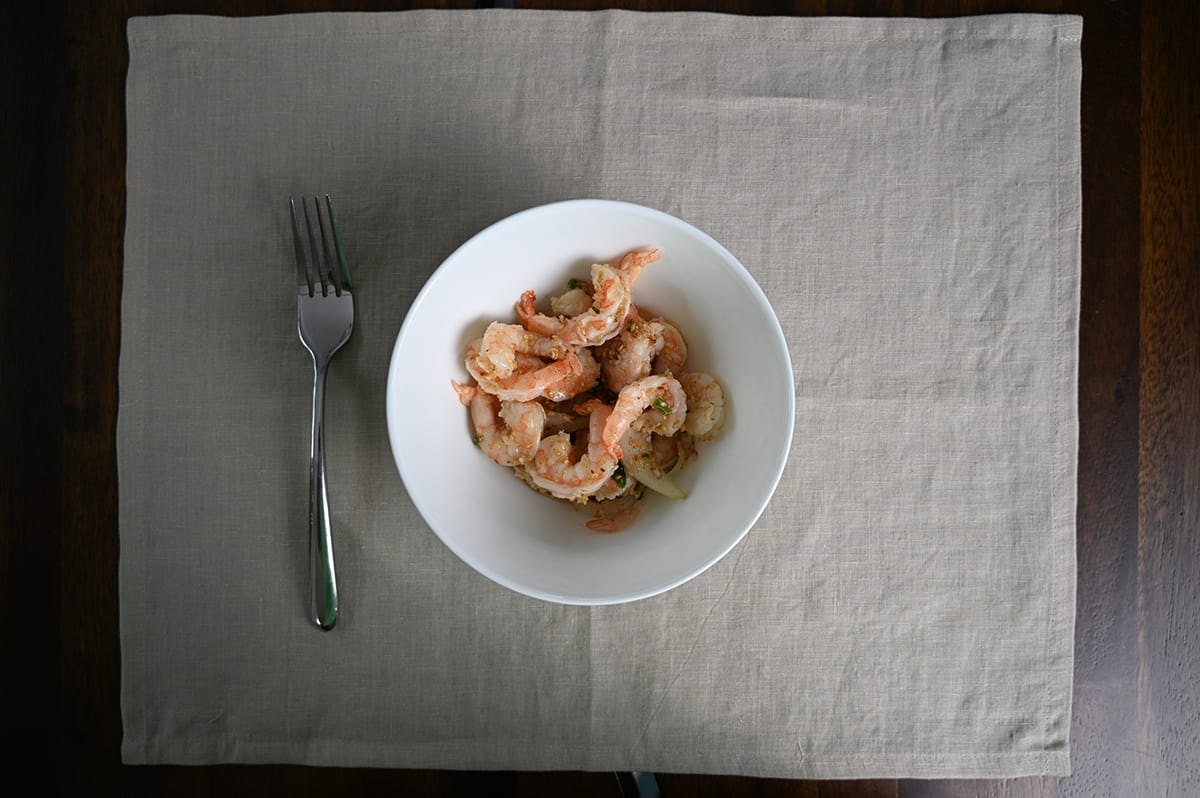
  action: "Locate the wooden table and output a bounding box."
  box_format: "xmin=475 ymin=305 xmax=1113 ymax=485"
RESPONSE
xmin=3 ymin=1 xmax=1194 ymax=794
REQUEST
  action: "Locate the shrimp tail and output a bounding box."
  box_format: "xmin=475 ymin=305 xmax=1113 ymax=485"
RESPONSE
xmin=451 ymin=380 xmax=477 ymax=406
xmin=516 ymin=290 xmax=538 ymax=324
xmin=516 ymin=290 xmax=564 ymax=337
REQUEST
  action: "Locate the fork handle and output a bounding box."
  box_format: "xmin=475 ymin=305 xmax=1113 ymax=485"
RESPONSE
xmin=308 ymin=358 xmax=339 ymax=630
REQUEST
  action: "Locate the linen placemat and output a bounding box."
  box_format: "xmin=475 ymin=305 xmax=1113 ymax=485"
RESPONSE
xmin=119 ymin=10 xmax=1080 ymax=777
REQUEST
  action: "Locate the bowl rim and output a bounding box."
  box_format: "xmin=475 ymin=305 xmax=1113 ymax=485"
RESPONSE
xmin=386 ymin=198 xmax=795 ymax=605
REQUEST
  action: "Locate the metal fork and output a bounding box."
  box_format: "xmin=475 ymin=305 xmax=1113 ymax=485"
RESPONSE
xmin=290 ymin=195 xmax=355 ymax=630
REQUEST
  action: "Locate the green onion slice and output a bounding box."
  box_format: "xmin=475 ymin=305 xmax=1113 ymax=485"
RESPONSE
xmin=612 ymin=463 xmax=627 ymax=489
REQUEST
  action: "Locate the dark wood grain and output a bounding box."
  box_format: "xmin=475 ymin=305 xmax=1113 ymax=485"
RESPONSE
xmin=60 ymin=2 xmax=126 ymax=788
xmin=1054 ymin=4 xmax=1144 ymax=797
xmin=1137 ymin=1 xmax=1200 ymax=796
xmin=1 ymin=0 xmax=66 ymax=782
xmin=0 ymin=0 xmax=1191 ymax=794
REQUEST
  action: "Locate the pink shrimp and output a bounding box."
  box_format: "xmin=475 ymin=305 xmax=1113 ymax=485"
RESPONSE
xmin=542 ymin=346 xmax=600 ymax=402
xmin=515 ymin=249 xmax=661 ymax=348
xmin=506 ymin=349 xmax=594 ymax=399
xmin=615 ymin=247 xmax=661 ymax=286
xmin=451 ymin=380 xmax=476 ymax=406
xmin=515 ymin=263 xmax=626 ymax=347
xmin=466 ymin=339 xmax=583 ymax=402
xmin=680 ymin=372 xmax=725 ymax=439
xmin=600 ymin=375 xmax=688 ymax=458
xmin=550 ymin=286 xmax=593 ymax=317
xmin=598 ymin=312 xmax=666 ymax=392
xmin=586 ymin=501 xmax=646 ymax=532
xmin=584 ymin=474 xmax=645 ymax=531
xmin=650 ymin=317 xmax=688 ymax=375
xmin=452 ymin=381 xmax=546 ymax=466
xmin=525 ymin=403 xmax=619 ymax=502
xmin=478 ymin=322 xmax=569 ymax=378
xmin=515 ymin=290 xmax=565 ymax=338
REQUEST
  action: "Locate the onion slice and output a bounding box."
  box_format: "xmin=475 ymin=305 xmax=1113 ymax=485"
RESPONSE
xmin=620 ymin=429 xmax=687 ymax=499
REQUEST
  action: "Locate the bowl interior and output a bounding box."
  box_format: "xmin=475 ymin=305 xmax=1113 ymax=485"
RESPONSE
xmin=387 ymin=200 xmax=793 ymax=604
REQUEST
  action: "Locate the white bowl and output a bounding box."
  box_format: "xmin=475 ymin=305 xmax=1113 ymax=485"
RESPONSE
xmin=386 ymin=200 xmax=794 ymax=605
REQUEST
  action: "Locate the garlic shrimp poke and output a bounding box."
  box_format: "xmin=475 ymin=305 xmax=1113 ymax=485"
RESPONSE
xmin=452 ymin=248 xmax=726 ymax=532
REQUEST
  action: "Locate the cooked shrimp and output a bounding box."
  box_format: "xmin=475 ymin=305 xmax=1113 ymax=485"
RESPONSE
xmin=452 ymin=381 xmax=547 ymax=466
xmin=586 ymin=499 xmax=646 ymax=532
xmin=601 ymin=375 xmax=687 ymax=458
xmin=525 ymin=403 xmax=619 ymax=502
xmin=466 ymin=339 xmax=583 ymax=402
xmin=516 ymin=263 xmax=626 ymax=347
xmin=582 ymin=479 xmax=646 ymax=531
xmin=598 ymin=312 xmax=665 ymax=392
xmin=568 ymin=248 xmax=661 ymax=347
xmin=550 ymin=286 xmax=592 ymax=317
xmin=514 ymin=290 xmax=561 ymax=338
xmin=498 ymin=401 xmax=546 ymax=459
xmin=451 ymin=380 xmax=476 ymax=406
xmin=510 ymin=351 xmax=549 ymax=372
xmin=478 ymin=322 xmax=568 ymax=378
xmin=516 ymin=249 xmax=660 ymax=348
xmin=505 ymin=348 xmax=597 ymax=401
xmin=633 ymin=375 xmax=689 ymax=438
xmin=616 ymin=247 xmax=661 ymax=286
xmin=543 ymin=346 xmax=600 ymax=402
xmin=651 ymin=317 xmax=687 ymax=376
xmin=456 ymin=244 xmax=724 ymax=532
xmin=680 ymin=372 xmax=725 ymax=439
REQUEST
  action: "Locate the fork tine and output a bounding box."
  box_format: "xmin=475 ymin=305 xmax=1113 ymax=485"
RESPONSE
xmin=323 ymin=195 xmax=352 ymax=290
xmin=314 ymin=195 xmax=343 ymax=297
xmin=290 ymin=196 xmax=315 ymax=297
xmin=301 ymin=196 xmax=328 ymax=296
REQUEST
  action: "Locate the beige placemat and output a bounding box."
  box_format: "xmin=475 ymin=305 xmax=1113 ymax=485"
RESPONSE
xmin=119 ymin=10 xmax=1080 ymax=777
